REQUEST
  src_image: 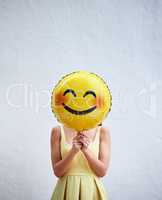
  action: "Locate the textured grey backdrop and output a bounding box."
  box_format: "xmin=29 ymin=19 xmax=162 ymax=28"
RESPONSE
xmin=0 ymin=0 xmax=162 ymax=200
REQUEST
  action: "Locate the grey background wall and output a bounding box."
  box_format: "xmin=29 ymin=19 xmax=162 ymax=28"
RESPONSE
xmin=0 ymin=0 xmax=162 ymax=199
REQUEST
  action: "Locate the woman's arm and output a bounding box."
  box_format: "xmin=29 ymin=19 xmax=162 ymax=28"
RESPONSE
xmin=79 ymin=127 xmax=111 ymax=177
xmin=50 ymin=127 xmax=82 ymax=178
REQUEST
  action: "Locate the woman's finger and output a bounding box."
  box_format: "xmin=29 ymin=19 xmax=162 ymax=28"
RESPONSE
xmin=73 ymin=140 xmax=82 ymax=144
xmin=79 ymin=138 xmax=89 ymax=146
xmin=80 ymin=137 xmax=90 ymax=143
xmin=79 ymin=133 xmax=88 ymax=137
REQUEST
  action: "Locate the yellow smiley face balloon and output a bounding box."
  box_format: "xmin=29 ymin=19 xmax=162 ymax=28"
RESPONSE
xmin=51 ymin=71 xmax=112 ymax=131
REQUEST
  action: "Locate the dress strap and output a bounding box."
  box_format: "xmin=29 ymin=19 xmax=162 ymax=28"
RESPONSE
xmin=60 ymin=124 xmax=65 ymax=144
xmin=93 ymin=126 xmax=101 ymax=145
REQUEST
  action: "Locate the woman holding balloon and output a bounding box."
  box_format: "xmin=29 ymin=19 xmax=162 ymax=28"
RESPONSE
xmin=50 ymin=71 xmax=112 ymax=200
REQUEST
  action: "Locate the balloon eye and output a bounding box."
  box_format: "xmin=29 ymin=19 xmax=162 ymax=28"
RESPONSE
xmin=63 ymin=89 xmax=76 ymax=97
xmin=83 ymin=90 xmax=96 ymax=98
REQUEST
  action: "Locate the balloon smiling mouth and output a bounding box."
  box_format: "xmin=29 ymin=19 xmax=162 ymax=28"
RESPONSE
xmin=62 ymin=103 xmax=97 ymax=115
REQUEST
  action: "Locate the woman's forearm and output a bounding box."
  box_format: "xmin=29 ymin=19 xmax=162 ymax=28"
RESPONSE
xmin=54 ymin=148 xmax=77 ymax=177
xmin=82 ymin=148 xmax=107 ymax=177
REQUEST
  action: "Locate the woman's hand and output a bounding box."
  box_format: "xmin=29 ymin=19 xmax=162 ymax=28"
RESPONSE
xmin=71 ymin=135 xmax=83 ymax=153
xmin=78 ymin=133 xmax=91 ymax=152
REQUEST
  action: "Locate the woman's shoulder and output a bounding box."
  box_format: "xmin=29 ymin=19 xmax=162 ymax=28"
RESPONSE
xmin=99 ymin=126 xmax=111 ymax=141
xmin=50 ymin=125 xmax=61 ymax=142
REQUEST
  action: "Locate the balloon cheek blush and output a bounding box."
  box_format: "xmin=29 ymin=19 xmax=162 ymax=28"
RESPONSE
xmin=54 ymin=92 xmax=68 ymax=106
xmin=96 ymin=96 xmax=105 ymax=108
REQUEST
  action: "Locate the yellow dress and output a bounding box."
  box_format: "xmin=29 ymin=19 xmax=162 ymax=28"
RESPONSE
xmin=50 ymin=124 xmax=108 ymax=200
